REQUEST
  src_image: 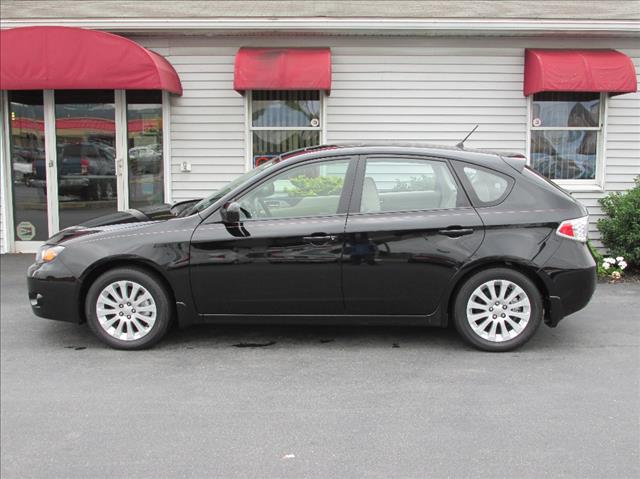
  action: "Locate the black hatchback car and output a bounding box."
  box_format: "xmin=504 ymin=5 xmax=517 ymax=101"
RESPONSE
xmin=28 ymin=145 xmax=596 ymax=351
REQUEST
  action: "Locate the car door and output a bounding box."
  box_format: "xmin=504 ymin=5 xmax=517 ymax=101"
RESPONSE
xmin=189 ymin=156 xmax=356 ymax=316
xmin=342 ymin=155 xmax=485 ymax=316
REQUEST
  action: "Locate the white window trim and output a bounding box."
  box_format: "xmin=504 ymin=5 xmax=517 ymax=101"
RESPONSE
xmin=526 ymin=92 xmax=607 ymax=192
xmin=245 ymin=90 xmax=326 ymax=172
xmin=0 ymin=90 xmax=13 ymax=253
xmin=162 ymin=91 xmax=172 ymax=204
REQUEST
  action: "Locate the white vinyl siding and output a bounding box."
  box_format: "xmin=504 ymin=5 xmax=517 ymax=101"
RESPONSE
xmin=328 ymin=51 xmax=526 ymax=150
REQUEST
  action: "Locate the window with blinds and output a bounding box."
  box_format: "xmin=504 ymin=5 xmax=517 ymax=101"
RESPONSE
xmin=250 ymin=90 xmax=322 ymax=167
xmin=529 ymin=92 xmax=603 ymax=181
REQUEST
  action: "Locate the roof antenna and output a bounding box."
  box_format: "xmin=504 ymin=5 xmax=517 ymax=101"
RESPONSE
xmin=456 ymin=124 xmax=479 ymax=149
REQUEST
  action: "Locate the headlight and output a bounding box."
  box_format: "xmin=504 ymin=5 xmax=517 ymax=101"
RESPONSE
xmin=36 ymin=245 xmax=65 ymax=263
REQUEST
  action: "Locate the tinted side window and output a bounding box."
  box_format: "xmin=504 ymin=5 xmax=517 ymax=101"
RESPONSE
xmin=359 ymin=158 xmax=462 ymax=213
xmin=461 ymin=165 xmax=511 ymax=205
xmin=238 ymin=159 xmax=350 ymax=219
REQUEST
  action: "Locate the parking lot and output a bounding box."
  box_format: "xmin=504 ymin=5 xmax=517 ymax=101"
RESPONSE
xmin=1 ymin=253 xmax=639 ymax=478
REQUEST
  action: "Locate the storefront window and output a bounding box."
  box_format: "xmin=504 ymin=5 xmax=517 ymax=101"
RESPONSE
xmin=8 ymin=91 xmax=48 ymax=241
xmin=55 ymin=90 xmax=117 ymax=229
xmin=127 ymin=91 xmax=164 ymax=208
xmin=529 ymin=92 xmax=603 ymax=181
xmin=250 ymin=90 xmax=322 ymax=167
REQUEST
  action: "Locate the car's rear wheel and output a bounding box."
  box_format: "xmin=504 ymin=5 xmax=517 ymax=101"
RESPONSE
xmin=453 ymin=268 xmax=542 ymax=352
xmin=85 ymin=267 xmax=172 ymax=350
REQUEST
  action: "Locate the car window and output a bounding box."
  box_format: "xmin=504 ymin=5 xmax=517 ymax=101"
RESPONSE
xmin=238 ymin=159 xmax=350 ymax=219
xmin=359 ymin=158 xmax=460 ymax=213
xmin=462 ymin=166 xmax=509 ymax=203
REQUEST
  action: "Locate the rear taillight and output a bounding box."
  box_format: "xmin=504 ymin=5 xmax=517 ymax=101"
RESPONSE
xmin=556 ymin=216 xmax=589 ymax=242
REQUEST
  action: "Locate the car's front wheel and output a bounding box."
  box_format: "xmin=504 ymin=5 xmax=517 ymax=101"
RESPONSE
xmin=85 ymin=267 xmax=172 ymax=350
xmin=453 ymin=268 xmax=543 ymax=352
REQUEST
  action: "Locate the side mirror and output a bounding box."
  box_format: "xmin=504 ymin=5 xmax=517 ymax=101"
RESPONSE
xmin=220 ymin=201 xmax=241 ymax=224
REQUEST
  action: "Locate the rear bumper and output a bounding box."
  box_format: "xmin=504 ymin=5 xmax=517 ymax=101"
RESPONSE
xmin=540 ymin=240 xmax=597 ymax=327
xmin=27 ymin=261 xmax=82 ymax=323
xmin=544 ymin=266 xmax=597 ymax=327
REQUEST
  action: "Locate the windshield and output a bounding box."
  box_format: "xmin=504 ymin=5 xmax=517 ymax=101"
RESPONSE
xmin=190 ymin=158 xmax=281 ymax=214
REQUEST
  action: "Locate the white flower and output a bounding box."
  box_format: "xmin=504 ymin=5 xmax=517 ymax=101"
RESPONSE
xmin=619 ymin=261 xmax=627 ymax=270
xmin=616 ymin=256 xmax=624 ymax=262
xmin=604 ymin=257 xmax=615 ymax=264
xmin=602 ymin=262 xmax=610 ymax=270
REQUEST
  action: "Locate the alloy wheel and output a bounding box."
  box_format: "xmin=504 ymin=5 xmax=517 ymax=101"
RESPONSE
xmin=96 ymin=280 xmax=157 ymax=341
xmin=465 ymin=279 xmax=531 ymax=343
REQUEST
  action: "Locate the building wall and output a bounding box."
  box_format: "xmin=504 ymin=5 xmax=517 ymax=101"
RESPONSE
xmin=131 ymin=34 xmax=639 ymax=249
xmin=0 ymin=34 xmax=638 ymax=253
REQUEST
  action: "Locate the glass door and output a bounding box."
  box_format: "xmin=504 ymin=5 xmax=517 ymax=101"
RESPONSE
xmin=126 ymin=91 xmax=164 ymax=209
xmin=54 ymin=90 xmax=118 ymax=230
xmin=7 ymin=91 xmax=48 ymax=246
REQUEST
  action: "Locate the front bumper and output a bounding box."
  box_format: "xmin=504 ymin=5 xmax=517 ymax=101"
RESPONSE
xmin=27 ymin=260 xmax=82 ymax=323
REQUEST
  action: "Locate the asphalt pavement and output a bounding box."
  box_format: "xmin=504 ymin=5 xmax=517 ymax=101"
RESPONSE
xmin=1 ymin=253 xmax=639 ymax=478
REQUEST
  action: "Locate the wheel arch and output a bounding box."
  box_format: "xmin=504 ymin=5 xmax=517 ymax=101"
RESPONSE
xmin=442 ymin=258 xmax=550 ymax=327
xmin=77 ymin=257 xmax=177 ymax=325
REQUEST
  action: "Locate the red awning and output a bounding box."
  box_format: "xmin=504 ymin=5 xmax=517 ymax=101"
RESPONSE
xmin=524 ymin=49 xmax=637 ymax=97
xmin=0 ymin=26 xmax=182 ymax=95
xmin=234 ymin=47 xmax=331 ymax=93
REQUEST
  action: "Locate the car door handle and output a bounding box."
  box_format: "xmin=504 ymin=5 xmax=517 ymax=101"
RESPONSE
xmin=438 ymin=227 xmax=474 ymax=238
xmin=303 ymin=234 xmax=337 ymax=244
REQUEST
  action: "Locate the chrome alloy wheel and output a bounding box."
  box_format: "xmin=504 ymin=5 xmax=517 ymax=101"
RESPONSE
xmin=466 ymin=279 xmax=531 ymax=343
xmin=96 ymin=280 xmax=157 ymax=341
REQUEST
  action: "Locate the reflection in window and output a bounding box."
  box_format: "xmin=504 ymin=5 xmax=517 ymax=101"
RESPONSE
xmin=8 ymin=91 xmax=48 ymax=241
xmin=55 ymin=90 xmax=117 ymax=229
xmin=361 ymin=159 xmax=460 ymax=213
xmin=530 ymin=92 xmax=601 ymax=180
xmin=463 ymin=166 xmax=509 ymax=203
xmin=127 ymin=91 xmax=164 ymax=208
xmin=238 ymin=159 xmax=349 ymax=219
xmin=250 ymin=91 xmax=321 ymax=167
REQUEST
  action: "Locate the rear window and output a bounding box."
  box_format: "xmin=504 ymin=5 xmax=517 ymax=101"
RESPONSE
xmin=462 ymin=166 xmax=510 ymax=204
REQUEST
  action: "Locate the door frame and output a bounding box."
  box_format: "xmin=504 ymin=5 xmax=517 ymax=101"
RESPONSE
xmin=1 ymin=90 xmax=14 ymax=254
xmin=114 ymin=89 xmax=128 ymax=212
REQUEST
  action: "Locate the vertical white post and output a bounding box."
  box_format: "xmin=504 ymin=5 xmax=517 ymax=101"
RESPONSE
xmin=244 ymin=90 xmax=252 ymax=172
xmin=43 ymin=90 xmax=59 ymax=235
xmin=162 ymin=90 xmax=172 ymax=204
xmin=525 ymin=94 xmax=531 ymax=163
xmin=321 ymin=90 xmax=327 ymax=145
xmin=0 ymin=91 xmax=15 ymax=253
xmin=599 ymin=92 xmax=608 ymax=190
xmin=114 ymin=90 xmax=128 ymax=211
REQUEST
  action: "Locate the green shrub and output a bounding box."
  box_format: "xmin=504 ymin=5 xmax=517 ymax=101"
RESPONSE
xmin=286 ymin=175 xmax=343 ymax=197
xmin=597 ymin=176 xmax=640 ymax=269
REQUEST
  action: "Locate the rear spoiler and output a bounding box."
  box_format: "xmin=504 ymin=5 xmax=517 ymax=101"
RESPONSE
xmin=500 ymin=153 xmax=527 ymax=173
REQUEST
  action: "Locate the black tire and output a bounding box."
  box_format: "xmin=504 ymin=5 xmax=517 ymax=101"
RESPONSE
xmin=85 ymin=267 xmax=172 ymax=350
xmin=453 ymin=268 xmax=543 ymax=352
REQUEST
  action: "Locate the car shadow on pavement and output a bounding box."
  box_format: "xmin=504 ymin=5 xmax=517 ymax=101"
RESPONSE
xmin=35 ymin=318 xmax=570 ymax=353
